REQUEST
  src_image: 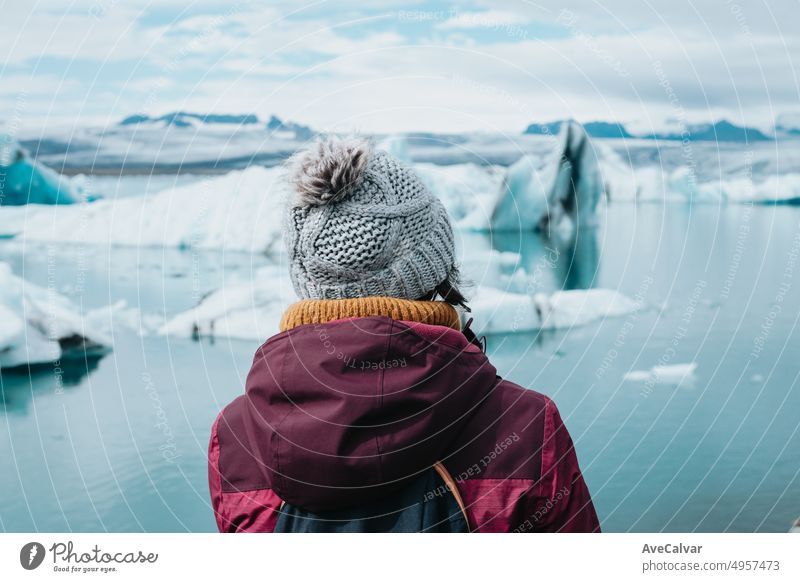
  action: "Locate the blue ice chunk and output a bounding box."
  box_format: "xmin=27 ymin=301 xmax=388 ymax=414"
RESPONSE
xmin=0 ymin=136 xmax=81 ymax=206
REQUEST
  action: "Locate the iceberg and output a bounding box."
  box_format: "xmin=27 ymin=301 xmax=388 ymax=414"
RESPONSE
xmin=84 ymin=300 xmax=164 ymax=338
xmin=0 ymin=160 xmax=508 ymax=251
xmin=159 ymin=263 xmax=639 ymax=341
xmin=0 ymin=303 xmax=24 ymax=348
xmin=377 ymin=134 xmax=507 ymax=227
xmin=0 ymin=262 xmax=110 ymax=368
xmin=680 ymin=172 xmax=800 ymax=205
xmin=376 ymin=135 xmax=413 ymax=163
xmin=597 ymin=148 xmax=800 ymax=205
xmin=9 ymin=125 xmax=797 ymax=261
xmin=158 ymin=265 xmax=293 ymax=340
xmin=491 ymin=121 xmax=602 ymax=232
xmin=594 ymin=145 xmax=663 ymax=202
xmin=468 ymin=286 xmax=640 ymax=335
xmin=0 ymin=166 xmax=289 ymax=253
xmin=0 ymin=135 xmax=83 ymax=205
xmin=414 ymin=162 xmax=505 ymax=228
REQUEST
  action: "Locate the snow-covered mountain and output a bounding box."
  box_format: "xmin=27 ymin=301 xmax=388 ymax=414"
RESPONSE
xmin=18 ymin=113 xmax=315 ymax=173
xmin=15 ymin=110 xmax=800 ymax=177
xmin=265 ymin=115 xmax=314 ymax=140
xmin=774 ymin=113 xmax=800 ymax=138
xmin=117 ymin=111 xmax=313 ymax=140
xmin=645 ymin=120 xmax=771 ymax=142
xmin=525 ymin=118 xmax=773 ymax=142
xmin=119 ymin=112 xmax=261 ymax=128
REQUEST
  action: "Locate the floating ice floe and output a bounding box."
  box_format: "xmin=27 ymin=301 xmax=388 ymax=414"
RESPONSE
xmin=0 ymin=166 xmax=288 ymax=253
xmin=686 ymin=172 xmax=800 ymax=205
xmin=623 ymin=363 xmax=698 ymax=385
xmin=459 ymin=248 xmax=523 ymax=288
xmin=597 ymin=148 xmax=800 ymax=205
xmin=159 ymin=263 xmax=639 ymax=341
xmin=0 ymin=262 xmax=111 ymax=369
xmin=0 ymin=135 xmax=84 ymax=205
xmin=85 ymin=300 xmax=164 ymax=338
xmin=469 ymin=286 xmax=640 ymax=335
xmin=158 ymin=266 xmax=293 ymax=340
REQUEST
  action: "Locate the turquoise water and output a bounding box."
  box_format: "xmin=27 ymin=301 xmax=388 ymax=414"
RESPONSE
xmin=1 ymin=203 xmax=798 ymax=532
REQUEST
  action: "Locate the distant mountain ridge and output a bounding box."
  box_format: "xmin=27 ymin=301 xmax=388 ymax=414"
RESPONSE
xmin=524 ymin=118 xmax=774 ymax=142
xmin=645 ymin=120 xmax=771 ymax=142
xmin=120 ymin=112 xmax=260 ymax=127
xmin=118 ymin=112 xmax=313 ymax=139
xmin=265 ymin=115 xmax=314 ymax=140
xmin=774 ymin=113 xmax=800 ymax=137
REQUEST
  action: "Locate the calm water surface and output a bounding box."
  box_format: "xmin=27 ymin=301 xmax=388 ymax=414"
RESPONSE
xmin=1 ymin=202 xmax=798 ymax=532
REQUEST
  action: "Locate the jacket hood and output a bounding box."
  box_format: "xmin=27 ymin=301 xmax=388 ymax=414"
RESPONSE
xmin=240 ymin=316 xmax=498 ymax=512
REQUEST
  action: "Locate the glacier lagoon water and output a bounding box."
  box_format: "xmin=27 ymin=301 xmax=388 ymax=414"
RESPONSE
xmin=1 ymin=201 xmax=798 ymax=532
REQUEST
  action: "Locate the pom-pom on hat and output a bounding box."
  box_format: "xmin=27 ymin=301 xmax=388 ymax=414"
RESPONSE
xmin=283 ymin=135 xmax=457 ymax=301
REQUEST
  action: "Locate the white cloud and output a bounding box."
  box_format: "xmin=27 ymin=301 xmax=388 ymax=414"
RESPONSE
xmin=0 ymin=4 xmax=162 ymax=64
xmin=472 ymin=0 xmax=800 ymax=37
xmin=438 ymin=10 xmax=531 ymax=30
xmin=3 ymin=1 xmax=800 ymax=133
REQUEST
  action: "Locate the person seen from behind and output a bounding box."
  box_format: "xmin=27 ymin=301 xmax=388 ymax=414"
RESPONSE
xmin=208 ymin=136 xmax=600 ymax=533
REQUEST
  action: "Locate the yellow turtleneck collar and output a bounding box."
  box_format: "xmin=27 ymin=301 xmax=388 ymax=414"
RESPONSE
xmin=279 ymin=297 xmax=461 ymax=332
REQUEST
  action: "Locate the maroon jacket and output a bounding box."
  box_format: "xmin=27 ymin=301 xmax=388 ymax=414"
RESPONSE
xmin=208 ymin=316 xmax=600 ymax=532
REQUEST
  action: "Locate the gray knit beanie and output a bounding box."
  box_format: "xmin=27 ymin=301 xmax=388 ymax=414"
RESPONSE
xmin=283 ymin=136 xmax=456 ymax=300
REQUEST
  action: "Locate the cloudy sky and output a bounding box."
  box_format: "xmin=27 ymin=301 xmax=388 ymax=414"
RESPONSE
xmin=2 ymin=0 xmax=799 ymax=133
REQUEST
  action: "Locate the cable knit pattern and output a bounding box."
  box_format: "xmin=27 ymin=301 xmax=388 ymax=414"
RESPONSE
xmin=283 ymin=149 xmax=456 ymax=300
xmin=279 ymin=297 xmax=461 ymax=332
